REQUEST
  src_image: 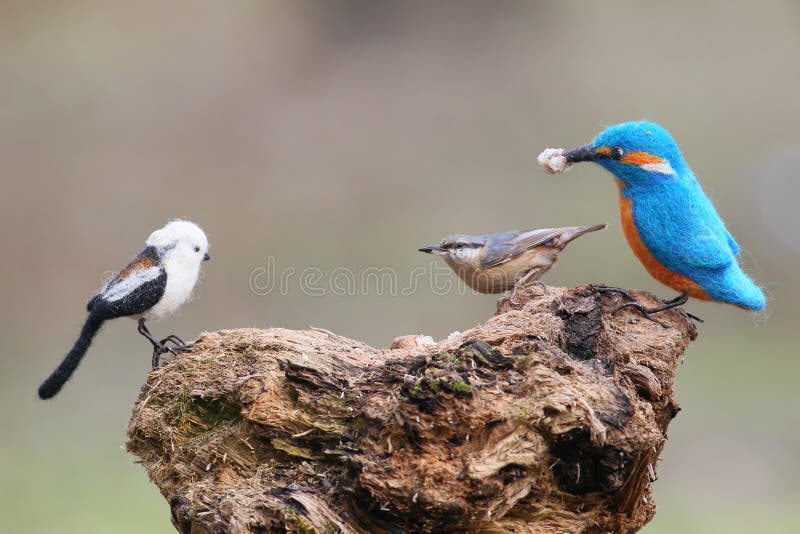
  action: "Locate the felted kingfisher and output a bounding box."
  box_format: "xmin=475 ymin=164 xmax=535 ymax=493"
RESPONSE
xmin=419 ymin=224 xmax=606 ymax=295
xmin=538 ymin=121 xmax=765 ymax=320
xmin=38 ymin=220 xmax=211 ymax=399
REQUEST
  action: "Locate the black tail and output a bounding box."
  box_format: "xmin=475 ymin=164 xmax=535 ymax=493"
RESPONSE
xmin=38 ymin=315 xmax=105 ymax=399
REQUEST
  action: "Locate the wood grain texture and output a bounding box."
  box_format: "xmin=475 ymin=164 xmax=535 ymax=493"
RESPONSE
xmin=127 ymin=285 xmax=697 ymax=533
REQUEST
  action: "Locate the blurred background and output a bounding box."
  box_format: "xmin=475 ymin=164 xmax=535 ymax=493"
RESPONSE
xmin=1 ymin=1 xmax=798 ymax=532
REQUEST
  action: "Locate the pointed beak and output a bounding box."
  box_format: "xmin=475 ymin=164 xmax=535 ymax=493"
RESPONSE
xmin=419 ymin=245 xmax=446 ymax=255
xmin=563 ymin=144 xmax=597 ymax=163
xmin=203 ymin=253 xmax=211 ymax=261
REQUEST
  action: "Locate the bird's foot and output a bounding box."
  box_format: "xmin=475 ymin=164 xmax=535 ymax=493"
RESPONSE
xmin=160 ymin=334 xmax=186 ymax=346
xmin=594 ymin=286 xmax=696 ymax=328
xmin=139 ymin=319 xmax=172 ymax=366
xmin=160 ymin=335 xmax=195 ymax=352
xmin=151 ymin=336 xmax=194 ymax=368
xmin=598 ymin=288 xmax=703 ymax=326
xmin=611 ymin=301 xmax=671 ymax=329
xmin=657 ymin=294 xmax=704 ymax=323
xmin=509 ymin=280 xmax=546 ymax=305
xmin=594 ymin=285 xmax=638 ymax=303
xmin=139 ymin=319 xmax=195 ymax=368
xmin=528 ymin=280 xmax=547 ymax=294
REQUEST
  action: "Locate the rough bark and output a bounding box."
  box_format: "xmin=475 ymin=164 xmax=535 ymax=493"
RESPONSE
xmin=126 ymin=285 xmax=697 ymax=533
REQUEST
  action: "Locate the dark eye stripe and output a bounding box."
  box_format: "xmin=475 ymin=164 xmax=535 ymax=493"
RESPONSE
xmin=443 ymin=241 xmax=481 ymax=249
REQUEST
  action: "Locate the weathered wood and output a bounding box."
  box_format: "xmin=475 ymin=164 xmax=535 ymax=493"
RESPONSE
xmin=127 ymin=285 xmax=696 ymax=533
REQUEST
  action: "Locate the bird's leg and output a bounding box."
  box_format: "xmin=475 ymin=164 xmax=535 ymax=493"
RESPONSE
xmin=151 ymin=349 xmax=162 ymax=369
xmin=509 ymin=270 xmax=544 ymax=304
xmin=138 ymin=320 xmax=193 ymax=352
xmin=139 ymin=319 xmax=193 ymax=368
xmin=138 ymin=318 xmax=175 ymax=368
xmin=138 ymin=318 xmax=167 ymax=350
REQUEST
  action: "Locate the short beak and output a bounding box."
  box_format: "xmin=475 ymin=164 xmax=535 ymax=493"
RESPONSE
xmin=563 ymin=144 xmax=596 ymax=163
xmin=419 ymin=245 xmax=446 ymax=255
xmin=203 ymin=252 xmax=211 ymax=261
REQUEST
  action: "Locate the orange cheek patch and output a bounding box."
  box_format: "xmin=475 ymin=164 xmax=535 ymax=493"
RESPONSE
xmin=621 ymin=151 xmax=663 ymax=166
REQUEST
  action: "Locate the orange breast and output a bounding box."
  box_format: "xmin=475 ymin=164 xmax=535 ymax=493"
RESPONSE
xmin=617 ymin=183 xmax=710 ymax=300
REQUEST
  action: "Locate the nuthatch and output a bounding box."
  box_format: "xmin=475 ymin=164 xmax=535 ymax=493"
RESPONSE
xmin=38 ymin=220 xmax=211 ymax=399
xmin=419 ymin=225 xmax=606 ymax=294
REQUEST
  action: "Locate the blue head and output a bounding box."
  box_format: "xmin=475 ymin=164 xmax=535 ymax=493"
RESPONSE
xmin=563 ymin=121 xmax=689 ymax=188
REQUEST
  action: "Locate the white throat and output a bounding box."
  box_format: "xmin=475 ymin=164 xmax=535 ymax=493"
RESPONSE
xmin=143 ymin=253 xmax=203 ymax=321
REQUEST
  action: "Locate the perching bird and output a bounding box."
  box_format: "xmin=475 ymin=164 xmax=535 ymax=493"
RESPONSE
xmin=38 ymin=220 xmax=211 ymax=399
xmin=419 ymin=225 xmax=606 ymax=294
xmin=539 ymin=121 xmax=765 ymax=318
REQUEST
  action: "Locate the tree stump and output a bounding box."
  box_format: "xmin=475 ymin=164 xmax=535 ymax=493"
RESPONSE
xmin=126 ymin=285 xmax=697 ymax=533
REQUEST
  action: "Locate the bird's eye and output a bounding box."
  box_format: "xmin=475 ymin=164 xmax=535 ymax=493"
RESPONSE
xmin=194 ymin=246 xmax=200 ymax=253
xmin=611 ymin=147 xmax=624 ymax=161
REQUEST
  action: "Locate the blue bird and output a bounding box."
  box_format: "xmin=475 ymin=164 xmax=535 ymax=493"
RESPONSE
xmin=551 ymin=121 xmax=765 ymax=318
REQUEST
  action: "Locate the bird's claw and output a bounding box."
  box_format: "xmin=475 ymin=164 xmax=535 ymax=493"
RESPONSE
xmin=685 ymin=312 xmax=704 ymax=323
xmin=595 ymin=285 xmax=638 ymax=302
xmin=611 ymin=301 xmax=670 ymax=328
xmin=159 ymin=336 xmax=194 ymax=353
xmin=508 ymin=280 xmax=547 ymax=305
xmin=160 ymin=334 xmax=187 ymax=346
xmin=151 ymin=337 xmax=194 ymax=368
xmin=528 ymin=280 xmax=547 ymax=294
xmin=594 ymin=286 xmax=698 ymax=328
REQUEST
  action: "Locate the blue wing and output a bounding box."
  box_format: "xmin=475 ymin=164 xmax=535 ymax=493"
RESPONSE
xmin=724 ymin=228 xmax=740 ymax=256
xmin=631 ymin=182 xmax=737 ymax=273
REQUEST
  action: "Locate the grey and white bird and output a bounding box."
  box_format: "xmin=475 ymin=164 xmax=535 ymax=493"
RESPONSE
xmin=419 ymin=225 xmax=606 ymax=294
xmin=38 ymin=220 xmax=211 ymax=399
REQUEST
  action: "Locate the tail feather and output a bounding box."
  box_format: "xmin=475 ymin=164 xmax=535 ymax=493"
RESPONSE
xmin=38 ymin=315 xmax=105 ymax=399
xmin=555 ymin=224 xmax=607 ymax=246
xmin=724 ymin=267 xmax=766 ymax=311
xmin=576 ymin=223 xmax=608 ymax=235
xmin=695 ymin=263 xmax=766 ymax=311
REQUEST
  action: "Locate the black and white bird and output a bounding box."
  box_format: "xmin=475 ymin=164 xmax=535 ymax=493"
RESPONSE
xmin=38 ymin=220 xmax=211 ymax=399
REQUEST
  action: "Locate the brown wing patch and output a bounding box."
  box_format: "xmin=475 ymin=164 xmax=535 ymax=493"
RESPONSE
xmin=118 ymin=256 xmax=155 ymax=279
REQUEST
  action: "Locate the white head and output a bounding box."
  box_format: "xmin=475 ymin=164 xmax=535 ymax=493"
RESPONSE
xmin=146 ymin=220 xmax=210 ymax=268
xmin=138 ymin=220 xmax=210 ymax=320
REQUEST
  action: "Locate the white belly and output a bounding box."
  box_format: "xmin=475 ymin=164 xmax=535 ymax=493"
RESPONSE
xmin=141 ymin=262 xmax=201 ymax=321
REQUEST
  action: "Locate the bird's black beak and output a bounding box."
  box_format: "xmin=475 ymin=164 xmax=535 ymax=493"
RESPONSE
xmin=563 ymin=144 xmax=596 ymax=163
xmin=419 ymin=245 xmax=446 ymax=255
xmin=203 ymin=253 xmax=211 ymax=261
